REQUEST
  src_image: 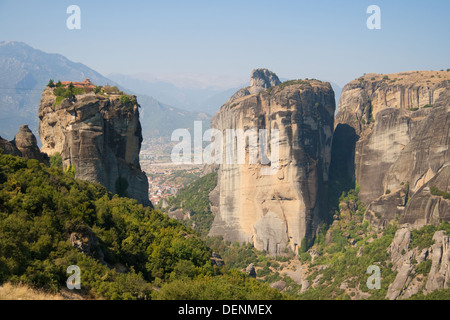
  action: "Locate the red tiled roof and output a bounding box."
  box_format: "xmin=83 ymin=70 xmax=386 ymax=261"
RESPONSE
xmin=59 ymin=78 xmax=96 ymax=89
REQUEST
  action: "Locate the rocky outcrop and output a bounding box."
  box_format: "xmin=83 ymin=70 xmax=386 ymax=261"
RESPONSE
xmin=227 ymin=68 xmax=282 ymax=104
xmin=333 ymin=71 xmax=450 ymax=227
xmin=386 ymin=226 xmax=450 ymax=300
xmin=0 ymin=136 xmax=21 ymax=156
xmin=425 ymin=231 xmax=450 ymax=293
xmin=209 ymin=69 xmax=335 ymax=255
xmin=270 ymin=280 xmax=286 ymax=291
xmin=0 ymin=125 xmax=47 ymax=162
xmin=13 ymin=125 xmax=47 ymax=162
xmin=38 ymin=87 xmax=150 ymax=206
xmin=245 ymin=263 xmax=257 ymax=278
xmin=210 ymin=252 xmax=225 ymax=267
xmin=386 ymin=227 xmax=414 ymax=300
xmin=69 ymin=226 xmax=106 ymax=265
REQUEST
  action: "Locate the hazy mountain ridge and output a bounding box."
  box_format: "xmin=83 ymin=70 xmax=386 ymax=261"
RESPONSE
xmin=0 ymin=41 xmax=114 ymax=139
xmin=0 ymin=41 xmax=209 ymax=141
xmin=108 ymin=73 xmax=342 ymax=117
xmin=108 ymin=73 xmax=243 ymax=116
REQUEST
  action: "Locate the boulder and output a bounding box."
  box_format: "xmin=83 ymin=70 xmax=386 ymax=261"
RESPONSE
xmin=245 ymin=263 xmax=257 ymax=278
xmin=13 ymin=125 xmax=47 ymax=162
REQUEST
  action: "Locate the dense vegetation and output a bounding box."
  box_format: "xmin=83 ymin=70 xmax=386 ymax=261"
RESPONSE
xmin=296 ymin=187 xmax=399 ymax=300
xmin=51 ymin=81 xmax=90 ymax=106
xmin=293 ymin=186 xmax=450 ymax=300
xmin=0 ymin=152 xmax=281 ymax=300
xmin=153 ymin=270 xmax=282 ymax=300
xmin=159 ymin=163 xmax=450 ymax=300
xmin=2 ymin=139 xmax=449 ymax=300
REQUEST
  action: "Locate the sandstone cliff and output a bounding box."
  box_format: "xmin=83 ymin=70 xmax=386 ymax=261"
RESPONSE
xmin=209 ymin=69 xmax=335 ymax=255
xmin=333 ymin=71 xmax=450 ymax=228
xmin=38 ymin=86 xmax=150 ymax=206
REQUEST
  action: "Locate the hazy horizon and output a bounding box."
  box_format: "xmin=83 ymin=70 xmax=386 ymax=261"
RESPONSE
xmin=1 ymin=0 xmax=449 ymax=88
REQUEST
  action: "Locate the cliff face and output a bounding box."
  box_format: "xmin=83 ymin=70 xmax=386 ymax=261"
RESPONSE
xmin=38 ymin=87 xmax=150 ymax=206
xmin=333 ymin=71 xmax=450 ymax=228
xmin=209 ymin=69 xmax=335 ymax=255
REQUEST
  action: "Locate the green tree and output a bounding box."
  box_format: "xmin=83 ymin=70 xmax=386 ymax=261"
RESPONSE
xmin=63 ymin=83 xmax=75 ymax=100
xmin=49 ymin=153 xmax=62 ymax=169
xmin=121 ymin=95 xmax=130 ymax=104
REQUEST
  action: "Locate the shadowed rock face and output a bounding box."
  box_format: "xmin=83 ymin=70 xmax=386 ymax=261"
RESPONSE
xmin=0 ymin=136 xmax=21 ymax=156
xmin=38 ymin=88 xmax=151 ymax=206
xmin=333 ymin=71 xmax=450 ymax=228
xmin=209 ymin=70 xmax=335 ymax=255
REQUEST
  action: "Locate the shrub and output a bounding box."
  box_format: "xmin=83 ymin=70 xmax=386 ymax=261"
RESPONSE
xmin=410 ymin=225 xmax=437 ymax=250
xmin=64 ymin=165 xmax=76 ymax=177
xmin=430 ymin=186 xmax=450 ymax=200
xmin=103 ymin=85 xmax=123 ymax=95
xmin=54 ymin=87 xmax=66 ymax=97
xmin=49 ymin=153 xmax=62 ymax=169
xmin=257 ymin=266 xmax=271 ymax=277
xmin=54 ymin=96 xmax=65 ymax=107
xmin=416 ymin=260 xmax=432 ymax=275
xmin=47 ymin=79 xmax=55 ymax=88
xmin=63 ymin=89 xmax=74 ymax=99
xmin=153 ymin=273 xmax=282 ymax=300
xmin=120 ymin=95 xmax=131 ymax=105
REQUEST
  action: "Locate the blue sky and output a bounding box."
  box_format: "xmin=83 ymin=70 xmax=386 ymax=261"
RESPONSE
xmin=0 ymin=0 xmax=449 ymax=87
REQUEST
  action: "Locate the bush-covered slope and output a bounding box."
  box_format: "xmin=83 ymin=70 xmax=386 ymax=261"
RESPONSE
xmin=0 ymin=153 xmax=280 ymax=300
xmin=161 ymin=171 xmax=218 ymax=237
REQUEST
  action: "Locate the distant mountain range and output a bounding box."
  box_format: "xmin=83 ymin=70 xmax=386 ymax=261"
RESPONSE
xmin=0 ymin=41 xmax=341 ymax=142
xmin=108 ymin=73 xmax=342 ymax=116
xmin=0 ymin=41 xmax=114 ymax=140
xmin=0 ymin=41 xmax=210 ymax=142
xmin=107 ymin=73 xmax=242 ymax=116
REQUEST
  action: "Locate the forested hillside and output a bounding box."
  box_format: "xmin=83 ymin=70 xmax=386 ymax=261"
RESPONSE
xmin=0 ymin=152 xmax=281 ymax=300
